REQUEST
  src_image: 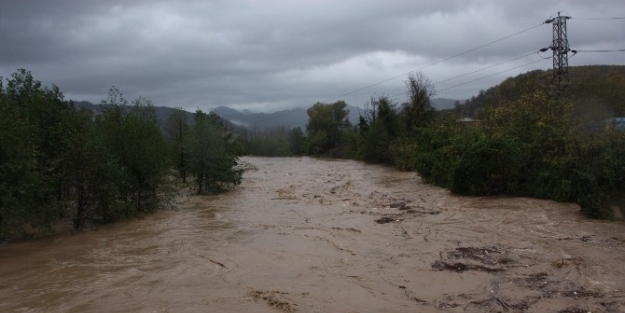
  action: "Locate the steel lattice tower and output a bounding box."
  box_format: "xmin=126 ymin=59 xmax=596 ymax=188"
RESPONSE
xmin=547 ymin=12 xmax=571 ymax=83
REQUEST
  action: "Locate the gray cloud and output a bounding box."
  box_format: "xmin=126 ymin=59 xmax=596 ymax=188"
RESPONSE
xmin=1 ymin=0 xmax=623 ymax=112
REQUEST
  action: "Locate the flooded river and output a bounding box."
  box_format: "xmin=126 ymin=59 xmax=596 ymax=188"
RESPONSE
xmin=1 ymin=157 xmax=624 ymax=312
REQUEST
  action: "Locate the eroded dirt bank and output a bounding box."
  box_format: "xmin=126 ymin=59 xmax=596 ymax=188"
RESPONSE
xmin=1 ymin=157 xmax=624 ymax=312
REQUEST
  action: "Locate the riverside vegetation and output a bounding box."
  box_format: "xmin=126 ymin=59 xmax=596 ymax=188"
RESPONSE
xmin=244 ymin=67 xmax=625 ymax=219
xmin=0 ymin=69 xmax=243 ymax=240
xmin=2 ymin=66 xmax=623 ymax=240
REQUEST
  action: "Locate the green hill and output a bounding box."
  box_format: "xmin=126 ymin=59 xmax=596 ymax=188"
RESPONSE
xmin=455 ymin=65 xmax=625 ymax=119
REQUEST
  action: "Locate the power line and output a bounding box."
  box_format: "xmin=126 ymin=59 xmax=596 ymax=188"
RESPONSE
xmin=431 ymin=52 xmax=537 ymax=86
xmin=249 ymin=51 xmax=537 ymax=125
xmin=389 ymin=55 xmax=551 ymax=100
xmin=437 ymin=57 xmax=550 ymax=93
xmin=575 ymin=49 xmax=625 ymax=52
xmin=572 ymin=17 xmax=625 ymax=20
xmin=322 ymin=21 xmax=547 ymax=103
xmin=252 ymin=22 xmax=549 ymax=126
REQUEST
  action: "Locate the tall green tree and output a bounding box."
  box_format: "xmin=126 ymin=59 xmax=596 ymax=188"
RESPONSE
xmin=165 ymin=108 xmax=190 ymax=182
xmin=0 ymin=83 xmax=38 ymax=238
xmin=95 ymin=88 xmax=170 ymax=220
xmin=288 ymin=127 xmax=305 ymax=156
xmin=187 ymin=110 xmax=242 ymax=194
xmin=305 ymin=101 xmax=351 ymax=155
xmin=402 ymin=72 xmax=436 ymax=133
xmin=358 ymin=96 xmax=400 ymax=164
xmin=0 ymin=69 xmax=74 ymax=237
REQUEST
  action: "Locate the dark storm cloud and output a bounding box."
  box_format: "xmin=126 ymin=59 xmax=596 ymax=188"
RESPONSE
xmin=1 ymin=0 xmax=624 ymax=112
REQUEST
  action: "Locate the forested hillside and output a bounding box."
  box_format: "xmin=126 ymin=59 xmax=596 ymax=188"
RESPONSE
xmin=455 ymin=65 xmax=625 ymax=119
xmin=0 ymin=70 xmax=243 ymax=240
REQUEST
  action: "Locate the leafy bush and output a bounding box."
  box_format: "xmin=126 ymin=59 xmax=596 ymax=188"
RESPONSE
xmin=451 ymin=135 xmax=522 ymax=196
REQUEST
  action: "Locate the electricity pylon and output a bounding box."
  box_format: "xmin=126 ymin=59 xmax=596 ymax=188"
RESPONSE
xmin=544 ymin=12 xmax=572 ymax=83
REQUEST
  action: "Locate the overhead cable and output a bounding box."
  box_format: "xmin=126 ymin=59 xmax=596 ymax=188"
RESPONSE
xmin=390 ymin=55 xmax=551 ymax=99
xmin=572 ymin=17 xmax=625 ymax=20
xmin=322 ymin=22 xmax=547 ymax=103
xmin=431 ymin=52 xmax=537 ymax=86
xmin=574 ymin=49 xmax=625 ymax=52
xmin=436 ymin=56 xmax=551 ymax=93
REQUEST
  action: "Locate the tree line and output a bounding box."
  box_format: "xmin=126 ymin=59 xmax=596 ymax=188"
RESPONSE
xmin=0 ymin=69 xmax=242 ymax=240
xmin=244 ymin=69 xmax=625 ymax=219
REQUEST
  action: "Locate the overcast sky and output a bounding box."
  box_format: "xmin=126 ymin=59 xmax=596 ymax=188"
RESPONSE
xmin=1 ymin=0 xmax=624 ymax=112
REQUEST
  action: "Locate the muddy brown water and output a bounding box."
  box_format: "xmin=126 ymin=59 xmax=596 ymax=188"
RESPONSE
xmin=1 ymin=157 xmax=624 ymax=312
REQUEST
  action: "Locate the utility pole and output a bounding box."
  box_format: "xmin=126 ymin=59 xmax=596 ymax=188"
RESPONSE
xmin=543 ymin=12 xmax=572 ymax=83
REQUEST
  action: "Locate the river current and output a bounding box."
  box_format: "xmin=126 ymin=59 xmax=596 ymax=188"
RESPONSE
xmin=1 ymin=157 xmax=624 ymax=312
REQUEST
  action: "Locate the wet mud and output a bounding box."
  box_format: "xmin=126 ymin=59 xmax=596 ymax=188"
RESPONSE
xmin=1 ymin=157 xmax=624 ymax=312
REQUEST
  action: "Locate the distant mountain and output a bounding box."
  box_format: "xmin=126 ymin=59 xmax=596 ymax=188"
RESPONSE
xmin=212 ymin=106 xmax=363 ymax=131
xmin=212 ymin=106 xmax=307 ymax=130
xmin=72 ymin=101 xmax=196 ymax=125
xmin=211 ymin=98 xmax=459 ymax=131
xmin=72 ymin=98 xmax=460 ymax=132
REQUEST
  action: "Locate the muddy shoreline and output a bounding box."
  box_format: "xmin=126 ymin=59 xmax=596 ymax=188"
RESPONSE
xmin=1 ymin=156 xmax=624 ymax=312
